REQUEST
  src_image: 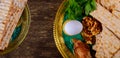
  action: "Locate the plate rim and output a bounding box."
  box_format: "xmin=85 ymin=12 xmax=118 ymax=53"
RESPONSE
xmin=0 ymin=4 xmax=31 ymax=55
xmin=53 ymin=0 xmax=75 ymax=58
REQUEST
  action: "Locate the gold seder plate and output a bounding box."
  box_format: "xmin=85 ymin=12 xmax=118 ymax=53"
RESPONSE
xmin=0 ymin=4 xmax=31 ymax=55
xmin=54 ymin=0 xmax=76 ymax=58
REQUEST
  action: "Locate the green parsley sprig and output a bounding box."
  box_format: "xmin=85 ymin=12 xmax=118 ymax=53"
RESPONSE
xmin=65 ymin=0 xmax=96 ymax=20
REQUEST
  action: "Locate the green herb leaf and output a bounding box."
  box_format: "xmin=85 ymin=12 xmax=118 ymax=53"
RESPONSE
xmin=85 ymin=3 xmax=92 ymax=15
xmin=91 ymin=0 xmax=96 ymax=10
xmin=65 ymin=0 xmax=96 ymax=20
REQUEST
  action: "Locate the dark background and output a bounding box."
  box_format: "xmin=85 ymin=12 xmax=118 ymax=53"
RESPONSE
xmin=0 ymin=0 xmax=63 ymax=58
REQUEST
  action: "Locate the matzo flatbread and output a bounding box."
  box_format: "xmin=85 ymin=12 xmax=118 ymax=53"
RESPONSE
xmin=96 ymin=0 xmax=120 ymax=23
xmin=0 ymin=0 xmax=27 ymax=50
xmin=90 ymin=3 xmax=120 ymax=40
xmin=93 ymin=25 xmax=120 ymax=58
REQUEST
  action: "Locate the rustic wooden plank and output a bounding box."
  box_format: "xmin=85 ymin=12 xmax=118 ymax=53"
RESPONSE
xmin=0 ymin=0 xmax=63 ymax=58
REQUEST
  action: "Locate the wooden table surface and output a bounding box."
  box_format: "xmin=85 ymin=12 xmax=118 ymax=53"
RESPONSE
xmin=0 ymin=0 xmax=63 ymax=58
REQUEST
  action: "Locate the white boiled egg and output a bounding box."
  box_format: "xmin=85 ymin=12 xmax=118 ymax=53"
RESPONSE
xmin=63 ymin=20 xmax=83 ymax=36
